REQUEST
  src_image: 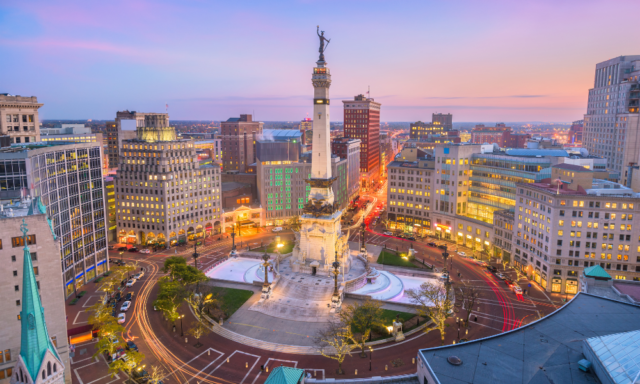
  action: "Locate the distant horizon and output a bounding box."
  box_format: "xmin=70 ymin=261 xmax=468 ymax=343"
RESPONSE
xmin=3 ymin=1 xmax=637 ymax=121
xmin=40 ymin=119 xmax=575 ymax=125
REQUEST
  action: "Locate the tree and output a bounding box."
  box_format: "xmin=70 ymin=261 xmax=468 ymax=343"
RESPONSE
xmin=93 ymin=319 xmax=126 ymax=360
xmin=339 ymin=299 xmax=384 ymax=356
xmin=288 ymin=215 xmax=302 ymax=232
xmin=313 ymin=320 xmax=356 ymax=375
xmin=174 ymin=264 xmax=207 ymax=287
xmin=87 ymin=299 xmax=112 ymax=330
xmin=187 ymin=321 xmax=211 ymax=347
xmin=154 ymin=278 xmax=185 ymax=323
xmin=405 ymin=281 xmax=453 ymax=346
xmin=459 ymin=284 xmax=481 ymax=326
xmin=185 ymin=289 xmax=220 ymax=319
xmin=147 ymin=365 xmax=167 ymax=384
xmin=162 ymin=256 xmax=187 ymax=281
xmin=108 ymin=349 xmax=144 ymax=378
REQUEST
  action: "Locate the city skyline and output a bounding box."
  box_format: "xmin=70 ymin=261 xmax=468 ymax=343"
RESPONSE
xmin=2 ymin=0 xmax=639 ymax=122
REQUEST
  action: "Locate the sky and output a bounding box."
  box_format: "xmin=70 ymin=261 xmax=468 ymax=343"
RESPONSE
xmin=2 ymin=0 xmax=639 ymax=122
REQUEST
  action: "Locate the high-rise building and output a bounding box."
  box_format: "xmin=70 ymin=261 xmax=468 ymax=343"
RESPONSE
xmin=106 ymin=111 xmax=149 ymax=171
xmin=299 ymin=117 xmax=312 ymax=146
xmin=256 ymin=130 xmax=349 ymax=226
xmin=0 ymin=142 xmax=108 ymax=298
xmin=0 ymin=94 xmax=42 ymax=144
xmin=343 ymin=94 xmax=381 ymax=190
xmin=410 ymin=113 xmax=453 ymax=139
xmin=220 ymin=114 xmax=263 ymax=173
xmin=470 ymin=123 xmax=512 ymax=146
xmin=1 ymin=210 xmax=69 ymax=384
xmin=115 ymin=114 xmax=222 ymax=246
xmin=568 ymin=120 xmax=584 ymax=145
xmin=331 ymin=137 xmax=361 ymax=201
xmin=583 ymin=55 xmax=640 ymax=185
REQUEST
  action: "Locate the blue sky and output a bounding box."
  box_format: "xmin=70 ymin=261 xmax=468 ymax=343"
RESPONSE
xmin=1 ymin=0 xmax=639 ymax=122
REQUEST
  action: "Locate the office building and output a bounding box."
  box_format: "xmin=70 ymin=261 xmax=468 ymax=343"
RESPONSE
xmin=343 ymin=94 xmax=381 ymax=190
xmin=105 ymin=111 xmax=152 ymax=171
xmin=0 ymin=142 xmax=108 ymax=297
xmin=404 ymin=131 xmax=462 ymax=152
xmin=568 ymin=120 xmax=584 ymax=145
xmin=256 ymin=134 xmax=348 ymax=227
xmin=331 ymin=137 xmax=361 ymax=201
xmin=299 ymin=117 xmax=312 ymax=146
xmin=0 ymin=94 xmax=42 ymax=144
xmin=105 ymin=176 xmax=116 ymax=242
xmin=115 ymin=114 xmax=223 ymax=246
xmin=583 ymin=55 xmax=640 ymax=185
xmin=221 ymin=114 xmax=263 ymax=172
xmin=40 ymin=124 xmax=103 ymax=146
xmin=513 ymin=164 xmax=640 ymax=293
xmin=470 ymin=123 xmax=512 ymax=146
xmin=0 ymin=205 xmax=70 ymax=384
xmin=409 ymin=113 xmax=453 ymax=139
xmin=195 ymin=139 xmax=222 ymax=163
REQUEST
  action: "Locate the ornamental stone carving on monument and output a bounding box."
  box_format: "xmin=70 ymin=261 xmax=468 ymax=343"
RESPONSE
xmin=303 ymin=199 xmax=340 ymax=217
xmin=312 ymin=80 xmax=332 ymax=88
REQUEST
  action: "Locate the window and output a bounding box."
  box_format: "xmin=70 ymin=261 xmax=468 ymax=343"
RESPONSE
xmin=11 ymin=235 xmax=36 ymax=248
xmin=15 ymin=300 xmax=20 ymax=306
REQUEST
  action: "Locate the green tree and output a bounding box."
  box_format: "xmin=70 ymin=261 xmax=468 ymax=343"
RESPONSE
xmin=339 ymin=299 xmax=384 ymax=356
xmin=162 ymin=256 xmax=187 ymax=281
xmin=154 ymin=278 xmax=185 ymax=323
xmin=313 ymin=320 xmax=356 ymax=375
xmin=187 ymin=321 xmax=211 ymax=348
xmin=87 ymin=299 xmax=112 ymax=330
xmin=174 ymin=264 xmax=207 ymax=287
xmin=108 ymin=349 xmax=144 ymax=378
xmin=147 ymin=365 xmax=168 ymax=384
xmin=405 ymin=281 xmax=453 ymax=346
xmin=288 ymin=215 xmax=302 ymax=232
xmin=93 ymin=319 xmax=126 ymax=359
xmin=185 ymin=289 xmax=220 ymax=319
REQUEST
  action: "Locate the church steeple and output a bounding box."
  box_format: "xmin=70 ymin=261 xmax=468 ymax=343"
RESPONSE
xmin=10 ymin=219 xmax=64 ymax=384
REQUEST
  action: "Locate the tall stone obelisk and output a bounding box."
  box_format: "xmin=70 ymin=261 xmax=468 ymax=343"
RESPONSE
xmin=291 ymin=27 xmax=350 ymax=278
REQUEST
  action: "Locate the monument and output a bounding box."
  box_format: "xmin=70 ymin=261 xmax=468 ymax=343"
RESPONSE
xmin=291 ymin=27 xmax=350 ymax=278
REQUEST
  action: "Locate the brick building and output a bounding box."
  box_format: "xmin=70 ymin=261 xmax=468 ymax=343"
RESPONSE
xmin=221 ymin=114 xmax=263 ymax=173
xmin=343 ymin=95 xmax=381 ymax=190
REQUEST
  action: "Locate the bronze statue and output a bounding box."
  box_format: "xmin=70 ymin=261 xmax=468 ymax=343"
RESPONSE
xmin=317 ymin=25 xmax=331 ymax=61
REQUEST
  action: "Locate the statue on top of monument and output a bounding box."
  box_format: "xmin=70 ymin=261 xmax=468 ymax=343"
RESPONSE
xmin=317 ymin=25 xmax=331 ymax=61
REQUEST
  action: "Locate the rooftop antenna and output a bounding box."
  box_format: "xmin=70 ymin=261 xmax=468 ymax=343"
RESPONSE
xmin=367 ymin=85 xmax=370 ymax=99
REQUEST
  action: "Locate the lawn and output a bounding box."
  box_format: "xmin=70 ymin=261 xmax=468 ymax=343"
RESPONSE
xmin=253 ymin=240 xmax=295 ymax=254
xmin=380 ymin=309 xmax=415 ymax=326
xmin=210 ymin=287 xmax=254 ymax=319
xmin=377 ymin=250 xmax=421 ymax=269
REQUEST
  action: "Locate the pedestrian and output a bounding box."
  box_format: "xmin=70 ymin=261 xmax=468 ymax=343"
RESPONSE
xmin=474 ymin=315 xmax=477 ymax=322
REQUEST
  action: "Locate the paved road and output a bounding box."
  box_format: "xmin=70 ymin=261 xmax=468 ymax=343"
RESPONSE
xmin=69 ymin=224 xmax=561 ymax=384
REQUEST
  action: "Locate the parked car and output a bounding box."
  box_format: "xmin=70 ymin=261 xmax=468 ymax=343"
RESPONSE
xmin=126 ymin=279 xmax=136 ymax=288
xmin=131 ymin=367 xmax=149 ymax=383
xmin=126 ymin=341 xmax=138 ymax=352
xmin=486 ymin=265 xmax=498 ymax=273
xmin=139 ymin=249 xmax=151 ymax=254
xmin=457 ymin=251 xmax=466 ymax=257
xmin=406 ymin=236 xmax=416 ymax=241
xmin=115 ymin=292 xmax=121 ymax=302
xmin=136 ymin=270 xmax=145 ymax=278
xmin=117 ymin=313 xmax=126 ymax=324
xmin=383 ymin=231 xmax=393 ymax=236
xmin=495 ymin=272 xmax=506 ymax=280
xmin=120 ymin=301 xmax=132 ymax=312
xmin=125 ymin=292 xmax=134 ymax=301
xmin=128 ymin=247 xmax=139 ymax=253
xmin=437 ymin=245 xmax=447 ymax=250
xmin=272 ymin=227 xmax=283 ymax=232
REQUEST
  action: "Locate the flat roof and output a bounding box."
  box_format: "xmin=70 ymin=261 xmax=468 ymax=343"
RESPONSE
xmin=419 ymin=293 xmax=640 ymax=384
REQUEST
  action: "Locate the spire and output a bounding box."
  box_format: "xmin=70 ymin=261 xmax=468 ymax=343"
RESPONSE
xmin=18 ymin=219 xmax=59 ymax=381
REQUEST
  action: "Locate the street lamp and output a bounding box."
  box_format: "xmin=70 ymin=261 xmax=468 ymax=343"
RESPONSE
xmin=180 ymin=314 xmax=185 ymax=336
xmin=261 ymin=251 xmax=271 ymax=298
xmin=119 ymin=251 xmax=124 ymax=264
xmin=368 ymin=346 xmax=373 ymax=371
xmin=442 ymin=245 xmax=450 ymax=278
xmin=193 ymin=241 xmax=200 ymax=293
xmin=331 ymin=250 xmax=341 ymax=307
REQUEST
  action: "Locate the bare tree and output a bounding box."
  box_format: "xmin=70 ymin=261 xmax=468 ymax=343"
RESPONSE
xmin=405 ymin=281 xmax=453 ymax=346
xmin=313 ymin=320 xmax=357 ymax=375
xmin=459 ymin=284 xmax=481 ymax=326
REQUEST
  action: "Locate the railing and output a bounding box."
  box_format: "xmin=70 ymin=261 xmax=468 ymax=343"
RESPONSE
xmin=343 ymin=254 xmax=368 ymax=293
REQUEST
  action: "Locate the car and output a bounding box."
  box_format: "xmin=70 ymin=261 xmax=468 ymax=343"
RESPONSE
xmin=406 ymin=236 xmax=416 ymax=241
xmin=457 ymin=251 xmax=466 ymax=257
xmin=111 ymin=310 xmax=117 ymax=317
xmin=131 ymin=367 xmax=149 ymax=382
xmin=272 ymin=227 xmax=283 ymax=232
xmin=439 ymin=272 xmax=450 ymax=281
xmin=128 ymin=247 xmax=139 ymax=253
xmin=115 ymin=292 xmax=121 ymax=302
xmin=495 ymin=273 xmax=506 ymax=280
xmin=136 ymin=270 xmax=144 ymax=278
xmin=125 ymin=292 xmax=134 ymax=301
xmin=126 ymin=279 xmax=136 ymax=287
xmin=126 ymin=341 xmax=138 ymax=352
xmin=428 ymin=242 xmax=437 ymax=247
xmin=513 ymin=286 xmax=523 ymax=295
xmin=108 ymin=245 xmax=115 ymax=250
xmin=486 ymin=265 xmax=498 ymax=273
xmin=139 ymin=249 xmax=151 ymax=254
xmin=437 ymin=245 xmax=447 ymax=250
xmin=504 ymin=279 xmax=513 ymax=286
xmin=117 ymin=313 xmax=126 ymax=324
xmin=383 ymin=231 xmax=393 ymax=236
xmin=120 ymin=301 xmax=132 ymax=312
xmin=117 ymin=247 xmax=128 ymax=252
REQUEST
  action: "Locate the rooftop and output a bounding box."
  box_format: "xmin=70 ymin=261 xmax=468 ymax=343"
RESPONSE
xmin=419 ymin=293 xmax=640 ymax=384
xmin=505 ymin=149 xmax=569 ymax=157
xmin=260 ymin=129 xmax=303 ymax=141
xmin=553 ymin=163 xmax=592 ymax=173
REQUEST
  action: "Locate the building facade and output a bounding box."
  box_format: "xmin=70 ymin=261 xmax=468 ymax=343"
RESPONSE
xmin=568 ymin=120 xmax=584 ymax=145
xmin=115 ymin=115 xmax=223 ymax=246
xmin=331 ymin=137 xmax=361 ymax=201
xmin=410 ymin=113 xmax=453 ymax=139
xmin=470 ymin=123 xmax=511 ymax=146
xmin=299 ymin=117 xmax=312 ymax=146
xmin=343 ymin=95 xmax=381 ymax=190
xmin=582 ymin=55 xmax=640 ymax=185
xmin=221 ymin=114 xmax=263 ymax=173
xmin=0 ymin=95 xmax=42 ymax=144
xmin=0 ymin=205 xmax=71 ymax=384
xmin=513 ymin=170 xmax=640 ymax=294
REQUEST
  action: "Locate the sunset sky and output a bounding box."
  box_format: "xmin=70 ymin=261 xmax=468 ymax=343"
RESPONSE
xmin=2 ymin=0 xmax=639 ymax=122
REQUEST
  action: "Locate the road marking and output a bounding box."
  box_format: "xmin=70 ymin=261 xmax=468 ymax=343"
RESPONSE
xmin=185 ymin=348 xmax=225 ymax=383
xmin=166 ymin=347 xmax=223 ymax=377
xmin=73 ymin=310 xmax=88 ymax=325
xmin=82 ymin=295 xmax=103 ymax=308
xmin=73 ymin=356 xmax=120 ymax=384
xmin=301 ymin=369 xmax=325 ymax=380
xmin=209 ymin=350 xmax=260 ymax=384
xmin=251 ymin=358 xmax=298 ymax=384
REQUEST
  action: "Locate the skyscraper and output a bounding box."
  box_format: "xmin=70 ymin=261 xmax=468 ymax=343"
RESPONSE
xmin=220 ymin=114 xmax=263 ymax=172
xmin=343 ymin=94 xmax=381 ymax=191
xmin=582 ymin=55 xmax=640 ymax=185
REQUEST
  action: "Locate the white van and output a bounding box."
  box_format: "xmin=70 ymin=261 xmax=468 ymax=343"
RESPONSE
xmin=272 ymin=227 xmax=283 ymax=232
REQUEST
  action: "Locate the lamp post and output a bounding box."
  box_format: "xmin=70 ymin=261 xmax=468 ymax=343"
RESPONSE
xmin=120 ymin=251 xmax=124 ymax=264
xmin=179 ymin=314 xmax=185 ymax=336
xmin=331 ymin=250 xmax=341 ymax=307
xmin=360 ymin=221 xmax=366 ymax=256
xmin=193 ymin=241 xmax=200 ymax=293
xmin=369 ymin=346 xmax=373 ymax=371
xmin=442 ymin=245 xmax=450 ymax=278
xmin=262 ymin=251 xmax=270 ymax=290
xmin=230 ymin=226 xmax=237 ymax=258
